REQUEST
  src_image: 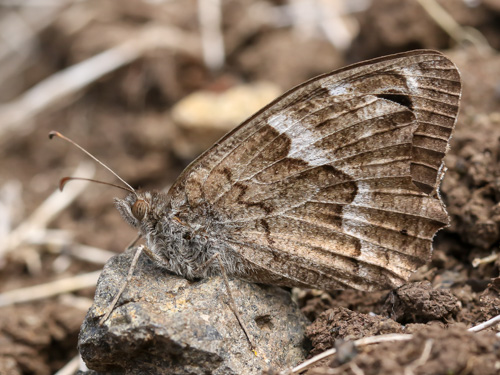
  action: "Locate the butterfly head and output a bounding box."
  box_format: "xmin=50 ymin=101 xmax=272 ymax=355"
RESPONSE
xmin=115 ymin=192 xmax=152 ymax=228
xmin=114 ymin=191 xmax=170 ymax=232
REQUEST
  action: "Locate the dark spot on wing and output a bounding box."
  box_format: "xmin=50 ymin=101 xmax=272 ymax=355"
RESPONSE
xmin=376 ymin=93 xmax=413 ymax=110
xmin=222 ymin=167 xmax=232 ymax=181
xmin=352 ymin=237 xmax=362 ymax=258
xmin=234 ymin=182 xmax=274 ymax=215
xmin=260 ymin=219 xmax=275 ymax=246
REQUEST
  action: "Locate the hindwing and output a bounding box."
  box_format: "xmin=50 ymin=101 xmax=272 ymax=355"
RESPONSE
xmin=167 ymin=50 xmax=461 ymax=291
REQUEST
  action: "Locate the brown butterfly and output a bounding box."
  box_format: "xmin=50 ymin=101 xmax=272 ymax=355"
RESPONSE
xmin=119 ymin=49 xmax=461 ymax=287
xmin=52 ymin=49 xmax=461 ymax=345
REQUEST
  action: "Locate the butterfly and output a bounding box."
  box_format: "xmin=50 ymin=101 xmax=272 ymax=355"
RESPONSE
xmin=108 ymin=49 xmax=461 ymax=294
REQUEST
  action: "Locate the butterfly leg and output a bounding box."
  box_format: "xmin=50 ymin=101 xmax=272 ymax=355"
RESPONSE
xmin=193 ymin=253 xmax=257 ymax=353
xmin=99 ymin=239 xmax=144 ymax=325
xmin=100 ymin=240 xmax=196 ymax=324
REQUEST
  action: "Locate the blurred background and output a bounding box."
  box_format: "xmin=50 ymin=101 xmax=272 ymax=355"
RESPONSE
xmin=0 ymin=0 xmax=499 ymax=374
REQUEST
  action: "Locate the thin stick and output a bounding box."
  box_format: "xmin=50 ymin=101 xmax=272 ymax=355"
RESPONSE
xmin=0 ymin=4 xmax=63 ymax=84
xmin=291 ymin=333 xmax=414 ymax=374
xmin=291 ymin=314 xmax=500 ymax=374
xmin=58 ymin=294 xmax=94 ymax=312
xmin=197 ymin=0 xmax=225 ymax=71
xmin=53 ymin=354 xmax=81 ymax=375
xmin=0 ymin=24 xmax=200 ymax=144
xmin=468 ymin=313 xmax=500 ymax=333
xmin=0 ymin=270 xmax=101 ymax=307
xmin=472 ymin=252 xmax=498 ymax=267
xmin=0 ymin=162 xmax=95 ymax=257
xmin=318 ymin=1 xmax=357 ymax=51
xmin=404 ymin=339 xmax=434 ymax=375
xmin=61 ymin=244 xmax=116 ymax=265
xmin=350 ymin=362 xmax=365 ymax=375
xmin=27 ymin=228 xmax=116 ymax=265
xmin=417 ymin=0 xmax=491 ymax=49
xmin=99 ymin=244 xmax=144 ymax=324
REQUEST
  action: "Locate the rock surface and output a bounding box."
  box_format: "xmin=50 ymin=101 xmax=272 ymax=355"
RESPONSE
xmin=78 ymin=246 xmax=308 ymax=374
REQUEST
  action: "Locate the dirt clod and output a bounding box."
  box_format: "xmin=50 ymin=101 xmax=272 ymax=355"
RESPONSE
xmin=383 ymin=281 xmax=461 ymax=323
xmin=306 ymin=307 xmax=402 ymax=356
xmin=308 ymin=325 xmax=500 ymax=375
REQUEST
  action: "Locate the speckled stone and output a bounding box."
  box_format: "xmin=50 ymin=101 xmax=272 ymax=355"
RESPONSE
xmin=78 ymin=246 xmax=308 ymax=375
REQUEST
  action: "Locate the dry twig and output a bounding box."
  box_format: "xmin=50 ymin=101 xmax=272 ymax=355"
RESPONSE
xmin=0 ymin=2 xmax=67 ymax=84
xmin=472 ymin=252 xmax=498 ymax=267
xmin=0 ymin=162 xmax=95 ymax=259
xmin=0 ymin=24 xmax=200 ymax=144
xmin=37 ymin=232 xmax=117 ymax=265
xmin=290 ymin=313 xmax=500 ymax=374
xmin=58 ymin=293 xmax=93 ymax=311
xmin=290 ymin=333 xmax=414 ymax=374
xmin=349 ymin=362 xmax=365 ymax=375
xmin=468 ymin=313 xmax=500 ymax=333
xmin=0 ymin=270 xmax=101 ymax=307
xmin=417 ymin=0 xmax=491 ymax=49
xmin=404 ymin=339 xmax=434 ymax=375
xmin=53 ymin=354 xmax=82 ymax=375
xmin=197 ymin=0 xmax=225 ymax=71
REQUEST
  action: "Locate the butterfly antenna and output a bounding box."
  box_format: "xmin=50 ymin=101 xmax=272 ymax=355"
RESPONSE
xmin=49 ymin=131 xmax=136 ymax=195
xmin=59 ymin=177 xmax=135 ymax=194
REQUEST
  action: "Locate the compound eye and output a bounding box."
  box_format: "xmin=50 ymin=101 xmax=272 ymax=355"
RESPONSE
xmin=131 ymin=199 xmax=148 ymax=220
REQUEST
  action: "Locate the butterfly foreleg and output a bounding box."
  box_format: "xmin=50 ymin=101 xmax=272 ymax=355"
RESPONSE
xmin=100 ymin=239 xmax=178 ymax=325
xmin=193 ymin=252 xmax=257 ymax=352
xmin=100 ymin=241 xmax=144 ymax=325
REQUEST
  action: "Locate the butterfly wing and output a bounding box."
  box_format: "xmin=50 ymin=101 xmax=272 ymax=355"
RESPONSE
xmin=167 ymin=50 xmax=461 ymax=291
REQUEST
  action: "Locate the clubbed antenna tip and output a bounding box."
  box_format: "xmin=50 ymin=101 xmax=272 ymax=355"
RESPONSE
xmin=49 ymin=130 xmax=136 ymax=196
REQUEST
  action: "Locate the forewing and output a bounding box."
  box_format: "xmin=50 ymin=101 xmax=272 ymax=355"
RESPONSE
xmin=167 ymin=50 xmax=461 ymax=291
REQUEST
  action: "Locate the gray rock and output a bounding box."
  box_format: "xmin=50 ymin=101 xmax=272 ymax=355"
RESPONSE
xmin=78 ymin=246 xmax=308 ymax=374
